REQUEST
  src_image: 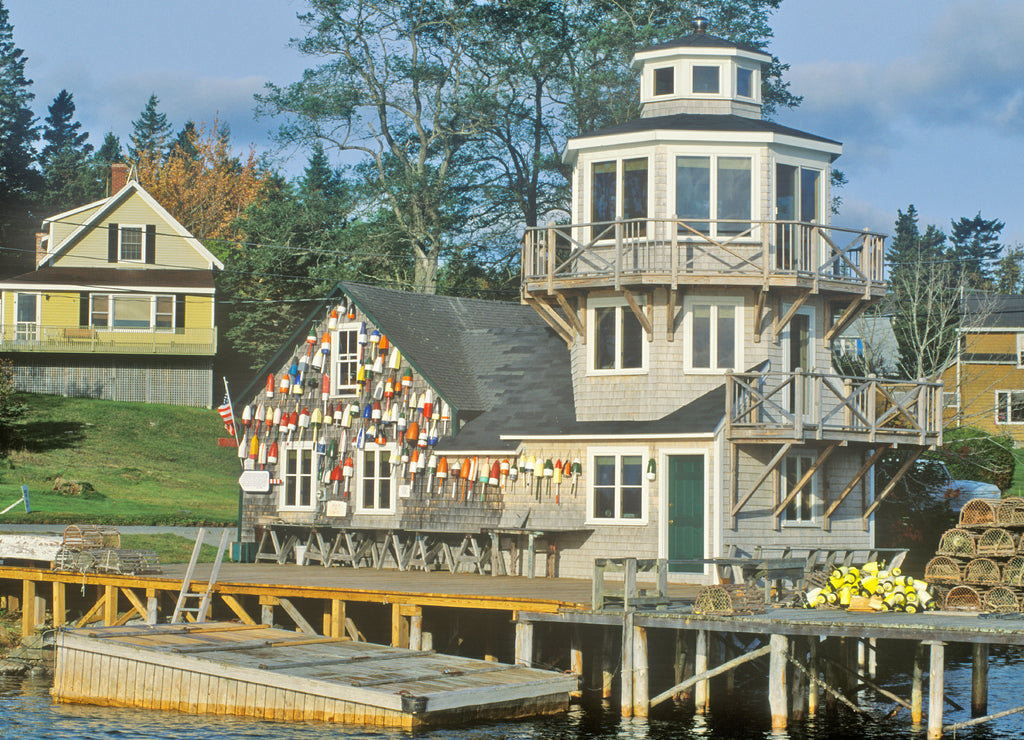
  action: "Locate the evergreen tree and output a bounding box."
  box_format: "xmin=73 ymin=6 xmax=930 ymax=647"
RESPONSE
xmin=0 ymin=0 xmax=40 ymax=273
xmin=170 ymin=121 xmax=199 ymax=160
xmin=995 ymin=244 xmax=1024 ymax=295
xmin=128 ymin=93 xmax=172 ymax=162
xmin=95 ymin=132 xmax=123 ymax=165
xmin=38 ymin=89 xmax=102 ymax=213
xmin=949 ymin=212 xmax=1004 ymax=288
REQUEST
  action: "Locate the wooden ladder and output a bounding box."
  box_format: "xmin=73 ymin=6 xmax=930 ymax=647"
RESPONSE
xmin=172 ymin=528 xmax=229 ymax=624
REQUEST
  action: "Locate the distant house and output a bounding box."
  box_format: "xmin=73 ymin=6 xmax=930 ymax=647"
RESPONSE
xmin=945 ymin=294 xmax=1024 ymax=442
xmin=235 ymin=20 xmax=941 ymax=580
xmin=0 ymin=164 xmax=223 ymax=408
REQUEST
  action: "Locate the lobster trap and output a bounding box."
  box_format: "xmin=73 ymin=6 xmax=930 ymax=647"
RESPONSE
xmin=924 ymin=556 xmax=962 ymax=584
xmin=976 ymin=528 xmax=1017 ymax=558
xmin=959 ymin=499 xmax=1000 ymax=528
xmin=983 ymin=585 xmax=1020 ymax=613
xmin=936 ymin=529 xmax=977 ymax=558
xmin=693 ymin=584 xmax=765 ymax=615
xmin=962 ymin=558 xmax=1002 ymax=585
xmin=944 ymin=585 xmax=984 ymax=611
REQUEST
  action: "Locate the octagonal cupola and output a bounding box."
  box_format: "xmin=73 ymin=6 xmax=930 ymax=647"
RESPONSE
xmin=633 ymin=17 xmax=772 ymax=120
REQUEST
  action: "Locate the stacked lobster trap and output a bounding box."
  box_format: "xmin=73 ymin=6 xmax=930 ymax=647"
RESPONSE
xmin=53 ymin=525 xmax=162 ymax=576
xmin=924 ymin=497 xmax=1024 ymax=612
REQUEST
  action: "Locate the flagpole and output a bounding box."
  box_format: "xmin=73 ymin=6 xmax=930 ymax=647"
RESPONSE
xmin=224 ymin=375 xmax=244 ymax=556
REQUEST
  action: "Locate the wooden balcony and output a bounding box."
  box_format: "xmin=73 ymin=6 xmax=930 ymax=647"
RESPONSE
xmin=522 ymin=218 xmax=886 ymax=298
xmin=0 ymin=325 xmax=217 ymax=356
xmin=725 ymin=370 xmax=943 ymax=447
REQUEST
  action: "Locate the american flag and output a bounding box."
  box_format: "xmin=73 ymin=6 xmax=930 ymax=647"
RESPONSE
xmin=217 ymin=394 xmax=235 ymax=437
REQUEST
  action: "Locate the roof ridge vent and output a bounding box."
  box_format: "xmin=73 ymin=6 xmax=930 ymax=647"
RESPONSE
xmin=692 ymin=15 xmax=709 ymax=34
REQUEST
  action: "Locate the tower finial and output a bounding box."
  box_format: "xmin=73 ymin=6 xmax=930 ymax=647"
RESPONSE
xmin=692 ymin=15 xmax=709 ymax=34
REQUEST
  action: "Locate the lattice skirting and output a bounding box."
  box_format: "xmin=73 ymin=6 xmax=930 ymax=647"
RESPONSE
xmin=7 ymin=354 xmax=213 ymax=408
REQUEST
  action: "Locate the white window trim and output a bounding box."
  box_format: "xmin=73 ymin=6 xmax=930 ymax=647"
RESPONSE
xmin=652 ymin=65 xmax=675 ymax=97
xmin=1016 ymin=333 xmax=1024 ymax=368
xmin=357 ymin=446 xmax=396 ymax=513
xmin=90 ymin=293 xmax=175 ymax=332
xmin=280 ymin=441 xmax=318 ymax=512
xmin=118 ymin=224 xmax=146 ymax=264
xmin=331 ymin=321 xmax=361 ymax=397
xmin=670 ymin=149 xmax=759 ymax=240
xmin=586 ymin=445 xmax=649 ymax=526
xmin=690 ymin=63 xmax=722 ymax=95
xmin=588 ymin=155 xmax=652 ymax=235
xmin=13 ymin=292 xmax=40 ymax=341
xmin=735 ymin=66 xmax=757 ymax=100
xmin=774 ymin=158 xmax=827 ymax=223
xmin=995 ymin=390 xmax=1024 ymax=425
xmin=781 ymin=453 xmax=819 ymax=527
xmin=682 ymin=295 xmax=744 ymax=374
xmin=586 ymin=296 xmax=649 ymax=375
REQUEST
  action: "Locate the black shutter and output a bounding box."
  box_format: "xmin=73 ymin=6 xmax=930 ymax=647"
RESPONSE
xmin=175 ymin=295 xmax=186 ymax=328
xmin=108 ymin=223 xmax=118 ymax=262
xmin=145 ymin=224 xmax=156 ymax=264
xmin=79 ymin=292 xmax=89 ymax=326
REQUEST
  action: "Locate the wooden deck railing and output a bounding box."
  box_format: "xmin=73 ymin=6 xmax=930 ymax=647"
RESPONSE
xmin=522 ymin=218 xmax=885 ymax=293
xmin=0 ymin=325 xmax=217 ymax=356
xmin=726 ymin=370 xmax=943 ymax=446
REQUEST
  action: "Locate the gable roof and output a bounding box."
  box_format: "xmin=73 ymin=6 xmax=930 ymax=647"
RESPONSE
xmin=39 ymin=179 xmax=223 ymax=271
xmin=340 ymin=282 xmax=571 ymax=422
xmin=962 ymin=294 xmax=1024 ymax=329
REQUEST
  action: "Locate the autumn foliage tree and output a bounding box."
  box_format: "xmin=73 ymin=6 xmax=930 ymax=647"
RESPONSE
xmin=136 ymin=120 xmax=266 ymax=241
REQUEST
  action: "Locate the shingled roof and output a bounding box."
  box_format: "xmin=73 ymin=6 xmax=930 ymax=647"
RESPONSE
xmin=340 ymin=282 xmax=573 ymax=425
xmin=0 ymin=266 xmax=216 ymax=291
xmin=574 ymin=112 xmax=840 ymax=148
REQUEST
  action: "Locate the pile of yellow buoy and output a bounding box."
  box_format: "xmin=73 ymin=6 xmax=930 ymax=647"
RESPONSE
xmin=803 ymin=561 xmax=938 ymax=613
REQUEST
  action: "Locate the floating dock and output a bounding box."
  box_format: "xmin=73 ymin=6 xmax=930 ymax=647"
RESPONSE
xmin=53 ymin=622 xmax=576 ymax=728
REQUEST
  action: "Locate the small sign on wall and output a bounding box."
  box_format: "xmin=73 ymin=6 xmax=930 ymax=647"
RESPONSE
xmin=399 ymin=484 xmax=412 ymax=499
xmin=326 ymin=500 xmax=348 ymax=517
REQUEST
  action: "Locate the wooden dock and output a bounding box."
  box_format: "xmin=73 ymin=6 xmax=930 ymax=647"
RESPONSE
xmin=53 ymin=621 xmax=577 ymax=728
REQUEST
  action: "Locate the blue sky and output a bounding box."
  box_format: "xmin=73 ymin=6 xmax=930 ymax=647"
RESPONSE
xmin=8 ymin=0 xmax=1024 ymax=245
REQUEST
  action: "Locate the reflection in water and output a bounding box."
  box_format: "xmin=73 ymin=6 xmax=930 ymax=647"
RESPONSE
xmin=7 ymin=646 xmax=1024 ymax=739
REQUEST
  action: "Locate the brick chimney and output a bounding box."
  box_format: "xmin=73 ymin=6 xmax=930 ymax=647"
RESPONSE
xmin=35 ymin=231 xmax=46 ymax=266
xmin=110 ymin=163 xmax=128 ymax=195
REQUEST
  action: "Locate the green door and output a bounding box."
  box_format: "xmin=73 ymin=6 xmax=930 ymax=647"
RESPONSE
xmin=668 ymin=455 xmax=704 ymax=573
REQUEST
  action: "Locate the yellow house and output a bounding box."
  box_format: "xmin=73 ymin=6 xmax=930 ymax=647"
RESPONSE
xmin=0 ymin=165 xmax=223 ymax=407
xmin=945 ymin=295 xmax=1024 ymax=443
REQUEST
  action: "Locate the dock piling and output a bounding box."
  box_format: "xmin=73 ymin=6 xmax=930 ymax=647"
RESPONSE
xmin=972 ymin=642 xmax=988 ymax=717
xmin=928 ymin=641 xmax=944 ymax=740
xmin=769 ymin=634 xmax=788 ymax=730
xmin=695 ymin=629 xmax=709 ymax=713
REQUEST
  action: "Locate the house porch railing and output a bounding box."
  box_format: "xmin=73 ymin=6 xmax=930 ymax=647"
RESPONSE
xmin=522 ymin=218 xmax=886 ymax=294
xmin=725 ymin=370 xmax=943 ymax=446
xmin=0 ymin=325 xmax=217 ymax=356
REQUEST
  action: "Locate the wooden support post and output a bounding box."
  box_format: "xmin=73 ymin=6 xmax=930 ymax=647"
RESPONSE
xmin=695 ymin=629 xmax=709 ymax=714
xmin=52 ymin=582 xmax=66 ymax=629
xmin=391 ymin=603 xmax=410 ymax=648
xmin=259 ymin=595 xmax=275 ymax=626
xmin=409 ymin=613 xmax=423 ymax=651
xmin=620 ymin=611 xmax=634 ymax=718
xmin=145 ymin=588 xmax=157 ymax=625
xmin=21 ymin=580 xmax=35 ymax=637
xmin=928 ymin=641 xmax=944 ymax=740
xmin=601 ymin=627 xmax=615 ymax=701
xmin=673 ymin=630 xmax=685 ymax=700
xmin=570 ymin=626 xmax=583 ymax=699
xmin=807 ymin=638 xmax=819 ymax=717
xmin=868 ymin=637 xmax=877 ymax=679
xmin=912 ymin=642 xmax=925 ymax=726
xmin=791 ymin=640 xmax=807 ymax=721
xmin=769 ymin=634 xmax=788 ymax=731
xmin=103 ymin=584 xmax=117 ymax=626
xmin=972 ymin=642 xmax=989 ymax=717
xmin=650 ymin=644 xmax=772 ymax=709
xmin=633 ymin=624 xmax=648 ymax=717
xmin=515 ymin=620 xmax=534 ymax=667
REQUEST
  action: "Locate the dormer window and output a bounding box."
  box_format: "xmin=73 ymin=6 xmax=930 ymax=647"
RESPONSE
xmin=736 ymin=68 xmax=753 ymax=98
xmin=692 ymin=65 xmax=720 ymax=94
xmin=654 ymin=67 xmax=674 ymax=96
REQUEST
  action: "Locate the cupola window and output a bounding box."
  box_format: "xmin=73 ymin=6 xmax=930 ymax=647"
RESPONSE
xmin=736 ymin=68 xmax=753 ymax=98
xmin=692 ymin=65 xmax=720 ymax=94
xmin=654 ymin=67 xmax=674 ymax=96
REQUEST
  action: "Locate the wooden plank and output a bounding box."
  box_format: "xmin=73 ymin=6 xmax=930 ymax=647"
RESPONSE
xmin=221 ymin=594 xmax=256 ymax=625
xmin=650 ymin=644 xmax=771 ymax=708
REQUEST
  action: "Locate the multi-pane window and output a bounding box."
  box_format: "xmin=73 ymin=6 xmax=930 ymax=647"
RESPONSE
xmin=90 ymin=294 xmax=174 ymax=330
xmin=592 ymin=303 xmax=644 ymax=372
xmin=692 ymin=65 xmax=720 ymax=94
xmin=283 ymin=444 xmax=316 ymax=509
xmin=119 ymin=226 xmax=143 ymax=261
xmin=591 ymin=158 xmax=648 ymax=239
xmin=654 ymin=67 xmax=674 ymax=96
xmin=332 ymin=323 xmax=360 ymax=396
xmin=687 ymin=299 xmax=740 ymax=372
xmin=361 ymin=449 xmax=393 ymax=511
xmin=14 ymin=293 xmax=38 ymax=341
xmin=591 ymin=452 xmax=644 ymax=522
xmin=783 ymin=454 xmax=816 ymax=523
xmin=676 ymin=156 xmax=751 ymax=235
xmin=996 ymin=391 xmax=1024 ymax=424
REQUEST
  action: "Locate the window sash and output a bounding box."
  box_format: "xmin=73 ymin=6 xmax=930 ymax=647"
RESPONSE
xmin=284 ymin=446 xmax=315 ymax=509
xmin=736 ymin=68 xmax=753 ymax=98
xmin=361 ymin=449 xmax=393 ymax=511
xmin=654 ymin=67 xmax=674 ymax=96
xmin=592 ymin=304 xmax=644 ymax=372
xmin=332 ymin=325 xmax=360 ymax=395
xmin=592 ymin=453 xmax=644 ymax=521
xmin=120 ymin=226 xmax=143 ymax=261
xmin=997 ymin=391 xmax=1024 ymax=423
xmin=693 ymin=65 xmax=720 ymax=94
xmin=690 ymin=302 xmax=737 ymax=371
xmin=784 ymin=455 xmax=816 ymax=523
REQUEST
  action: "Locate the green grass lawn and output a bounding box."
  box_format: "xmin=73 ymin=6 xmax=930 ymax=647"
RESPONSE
xmin=0 ymin=393 xmax=240 ymax=525
xmin=1010 ymin=447 xmax=1024 ymax=497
